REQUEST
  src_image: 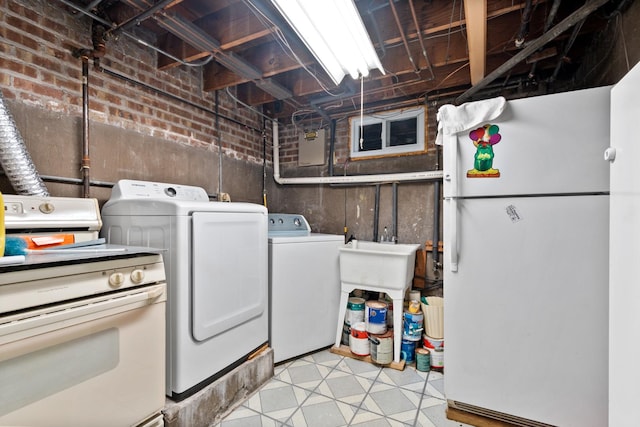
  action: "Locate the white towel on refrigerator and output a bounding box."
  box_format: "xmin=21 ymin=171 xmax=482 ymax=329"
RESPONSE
xmin=435 ymin=96 xmax=507 ymax=145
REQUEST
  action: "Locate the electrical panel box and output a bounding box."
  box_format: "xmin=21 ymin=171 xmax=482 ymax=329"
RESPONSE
xmin=298 ymin=129 xmax=325 ymax=166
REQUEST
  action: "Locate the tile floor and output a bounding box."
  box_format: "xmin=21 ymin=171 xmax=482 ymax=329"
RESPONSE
xmin=217 ymin=348 xmax=472 ymax=427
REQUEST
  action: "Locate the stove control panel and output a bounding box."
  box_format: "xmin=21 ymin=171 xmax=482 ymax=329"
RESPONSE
xmin=4 ymin=195 xmax=102 ymax=231
xmin=0 ymin=253 xmax=166 ymax=314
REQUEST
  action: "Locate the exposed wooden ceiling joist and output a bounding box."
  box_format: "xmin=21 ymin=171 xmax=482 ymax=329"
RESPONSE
xmin=68 ymin=0 xmax=614 ymax=122
xmin=463 ymin=0 xmax=487 ymax=85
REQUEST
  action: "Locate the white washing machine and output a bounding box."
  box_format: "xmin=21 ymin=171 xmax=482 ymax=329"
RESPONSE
xmin=101 ymin=180 xmax=268 ymax=401
xmin=268 ymin=213 xmax=344 ymax=363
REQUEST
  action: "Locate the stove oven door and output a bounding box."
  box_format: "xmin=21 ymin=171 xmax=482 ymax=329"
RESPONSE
xmin=0 ymin=284 xmax=166 ymax=427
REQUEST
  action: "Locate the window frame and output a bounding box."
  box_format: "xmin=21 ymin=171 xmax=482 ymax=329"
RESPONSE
xmin=348 ymin=106 xmax=427 ymax=159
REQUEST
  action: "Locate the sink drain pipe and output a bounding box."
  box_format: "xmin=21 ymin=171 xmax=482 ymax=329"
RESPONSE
xmin=0 ymin=90 xmax=49 ymax=196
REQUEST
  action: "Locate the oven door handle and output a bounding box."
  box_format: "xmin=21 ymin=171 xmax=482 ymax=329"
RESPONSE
xmin=0 ymin=284 xmax=166 ymax=342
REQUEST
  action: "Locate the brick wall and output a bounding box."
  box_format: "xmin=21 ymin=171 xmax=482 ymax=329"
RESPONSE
xmin=275 ymin=105 xmax=440 ymax=172
xmin=0 ymin=0 xmax=265 ymax=165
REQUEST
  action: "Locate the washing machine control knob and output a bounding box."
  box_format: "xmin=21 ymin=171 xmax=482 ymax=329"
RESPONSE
xmin=109 ymin=272 xmax=125 ymax=288
xmin=130 ymin=269 xmax=145 ymax=284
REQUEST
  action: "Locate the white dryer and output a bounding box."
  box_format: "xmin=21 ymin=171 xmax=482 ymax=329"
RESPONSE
xmin=268 ymin=213 xmax=344 ymax=363
xmin=101 ymin=180 xmax=268 ymax=401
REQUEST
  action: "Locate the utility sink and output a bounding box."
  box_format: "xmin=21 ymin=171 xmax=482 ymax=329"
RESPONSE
xmin=335 ymin=240 xmax=421 ymax=363
xmin=339 ymin=240 xmax=420 ymax=290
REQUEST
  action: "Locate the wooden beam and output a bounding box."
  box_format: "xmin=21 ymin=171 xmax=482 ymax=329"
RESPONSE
xmin=157 ymin=1 xmax=272 ymax=69
xmin=463 ymin=0 xmax=487 ymax=85
xmin=372 ymin=3 xmax=530 ymax=54
xmin=457 ymin=0 xmax=610 ymax=103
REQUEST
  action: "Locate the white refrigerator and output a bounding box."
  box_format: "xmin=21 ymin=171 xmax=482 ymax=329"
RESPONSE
xmin=608 ymin=61 xmax=640 ymax=426
xmin=441 ymin=86 xmax=611 ymax=426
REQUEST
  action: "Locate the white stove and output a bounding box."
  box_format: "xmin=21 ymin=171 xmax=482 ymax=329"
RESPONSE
xmin=0 ymin=195 xmax=167 ymax=427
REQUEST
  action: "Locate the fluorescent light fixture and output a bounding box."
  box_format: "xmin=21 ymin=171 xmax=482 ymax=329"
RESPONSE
xmin=271 ymin=0 xmax=384 ymax=85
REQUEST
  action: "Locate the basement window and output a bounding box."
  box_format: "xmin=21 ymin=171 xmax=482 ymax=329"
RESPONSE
xmin=349 ymin=106 xmax=426 ymax=159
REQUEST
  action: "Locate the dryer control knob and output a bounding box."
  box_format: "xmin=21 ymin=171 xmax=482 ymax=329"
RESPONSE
xmin=39 ymin=202 xmax=55 ymax=214
xmin=130 ymin=269 xmax=145 ymax=284
xmin=109 ymin=272 xmax=125 ymax=288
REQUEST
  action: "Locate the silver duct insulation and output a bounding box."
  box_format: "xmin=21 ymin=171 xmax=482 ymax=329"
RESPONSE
xmin=0 ymin=91 xmax=49 ymax=196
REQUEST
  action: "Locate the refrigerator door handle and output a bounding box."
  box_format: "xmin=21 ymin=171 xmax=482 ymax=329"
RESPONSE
xmin=448 ymin=198 xmax=458 ymax=272
xmin=604 ymin=147 xmax=616 ymax=162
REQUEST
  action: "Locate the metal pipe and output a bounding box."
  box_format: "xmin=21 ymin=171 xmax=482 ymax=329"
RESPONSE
xmin=389 ymin=0 xmax=420 ymax=73
xmin=515 ymin=0 xmax=533 ymax=48
xmin=0 ymin=91 xmax=49 ymax=196
xmin=215 ymin=90 xmax=223 ymax=196
xmin=408 ymin=0 xmax=435 ymax=80
xmin=95 ymin=67 xmax=260 ymax=132
xmin=551 ymin=19 xmax=585 ymax=81
xmin=0 ymin=170 xmax=115 ymax=188
xmin=328 ymin=119 xmax=336 ymax=177
xmin=529 ymin=0 xmax=562 ymax=78
xmin=80 ymin=57 xmax=91 ymax=198
xmin=224 ymin=87 xmax=273 ymax=125
xmin=40 ymin=174 xmax=114 ymax=188
xmin=56 ymin=0 xmax=212 ymax=68
xmin=107 ymin=0 xmax=175 ymax=35
xmin=367 ymin=6 xmax=387 ymax=59
xmin=262 ymin=116 xmax=268 ymax=208
xmin=373 ymin=184 xmax=380 ymax=242
xmin=77 ymin=21 xmax=109 ymax=198
xmin=545 ymin=0 xmax=563 ymax=30
xmin=392 ymin=182 xmax=398 ymax=242
xmin=456 ymin=0 xmax=610 ymax=103
xmin=71 ymin=20 xmax=107 ymax=199
xmin=83 ymin=0 xmax=105 ymax=12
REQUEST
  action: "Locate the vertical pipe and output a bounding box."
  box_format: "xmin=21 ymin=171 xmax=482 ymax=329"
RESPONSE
xmin=328 ymin=119 xmax=336 ymax=176
xmin=262 ymin=116 xmax=267 ymax=207
xmin=515 ymin=0 xmax=533 ymax=48
xmin=408 ymin=0 xmax=435 ymax=80
xmin=551 ymin=19 xmax=585 ymax=81
xmin=215 ymin=90 xmax=222 ymax=196
xmin=373 ymin=184 xmax=380 ymax=242
xmin=392 ymin=182 xmax=398 ymax=242
xmin=389 ymin=0 xmax=420 ymax=73
xmin=81 ymin=57 xmax=91 ymax=198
